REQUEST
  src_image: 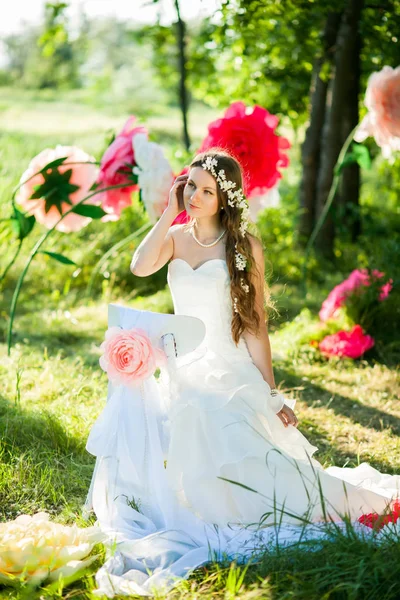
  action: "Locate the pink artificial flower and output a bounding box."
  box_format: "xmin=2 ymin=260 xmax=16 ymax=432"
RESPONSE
xmin=97 ymin=117 xmax=147 ymax=221
xmin=319 ymin=325 xmax=375 ymax=359
xmin=99 ymin=326 xmax=165 ymax=387
xmin=16 ymin=146 xmax=99 ymax=233
xmin=198 ymin=102 xmax=290 ymax=197
xmin=379 ymin=280 xmax=393 ymax=301
xmin=354 ymin=65 xmax=400 ymax=159
xmin=319 ymin=268 xmax=393 ymax=322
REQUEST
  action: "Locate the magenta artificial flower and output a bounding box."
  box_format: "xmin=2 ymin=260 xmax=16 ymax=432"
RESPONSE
xmin=171 ymin=211 xmax=190 ymax=225
xmin=319 ymin=325 xmax=375 ymax=359
xmin=198 ymin=102 xmax=290 ymax=198
xmin=97 ymin=116 xmax=147 ymax=221
xmin=319 ymin=269 xmax=393 ymax=322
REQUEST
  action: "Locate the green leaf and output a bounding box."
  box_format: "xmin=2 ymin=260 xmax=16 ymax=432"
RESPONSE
xmin=89 ymin=180 xmax=100 ymax=191
xmin=125 ymin=170 xmax=139 ymax=184
xmin=336 ymin=144 xmax=372 ymax=175
xmin=351 ymin=144 xmax=372 ymax=170
xmin=10 ymin=208 xmax=36 ymax=241
xmin=29 ymin=166 xmax=80 ymax=216
xmin=39 ymin=157 xmax=69 ymax=172
xmin=71 ymin=204 xmax=107 ymax=218
xmin=39 ymin=251 xmax=77 ymax=265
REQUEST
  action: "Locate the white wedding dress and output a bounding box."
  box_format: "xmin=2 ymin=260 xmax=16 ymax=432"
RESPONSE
xmin=86 ymin=257 xmax=400 ymax=598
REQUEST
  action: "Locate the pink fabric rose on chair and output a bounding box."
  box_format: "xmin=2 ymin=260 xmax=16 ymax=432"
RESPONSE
xmin=99 ymin=326 xmax=166 ymax=386
xmin=354 ymin=65 xmax=400 ymax=159
xmin=97 ymin=116 xmax=147 ymax=221
xmin=319 ymin=325 xmax=375 ymax=359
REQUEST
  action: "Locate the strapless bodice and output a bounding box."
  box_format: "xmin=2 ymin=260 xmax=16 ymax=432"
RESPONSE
xmin=167 ymin=258 xmax=251 ymax=356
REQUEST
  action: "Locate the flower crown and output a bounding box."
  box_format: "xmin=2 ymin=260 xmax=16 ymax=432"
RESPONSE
xmin=201 ymin=156 xmax=250 ymax=283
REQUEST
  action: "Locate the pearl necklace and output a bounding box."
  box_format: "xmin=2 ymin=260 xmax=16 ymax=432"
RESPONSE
xmin=191 ymin=225 xmax=227 ymax=248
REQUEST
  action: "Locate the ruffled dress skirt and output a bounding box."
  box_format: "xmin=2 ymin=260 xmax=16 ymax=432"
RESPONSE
xmin=164 ymin=336 xmax=398 ymax=530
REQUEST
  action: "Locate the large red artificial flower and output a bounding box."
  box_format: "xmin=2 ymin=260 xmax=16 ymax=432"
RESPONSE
xmin=97 ymin=116 xmax=147 ymax=221
xmin=198 ymin=102 xmax=290 ymax=197
xmin=319 ymin=324 xmax=375 ymax=359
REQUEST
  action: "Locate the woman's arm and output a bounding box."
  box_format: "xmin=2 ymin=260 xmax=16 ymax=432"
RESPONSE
xmin=243 ymin=237 xmax=298 ymax=427
xmin=130 ymin=174 xmax=187 ymax=277
xmin=130 ymin=207 xmax=177 ymax=277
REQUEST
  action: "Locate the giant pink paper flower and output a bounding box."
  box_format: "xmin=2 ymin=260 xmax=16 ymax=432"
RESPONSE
xmin=16 ymin=146 xmax=99 ymax=233
xmin=198 ymin=102 xmax=290 ymax=197
xmin=97 ymin=116 xmax=147 ymax=221
xmin=99 ymin=326 xmax=165 ymax=387
xmin=319 ymin=325 xmax=375 ymax=359
xmin=319 ymin=269 xmax=393 ymax=322
xmin=354 ymin=65 xmax=400 ymax=159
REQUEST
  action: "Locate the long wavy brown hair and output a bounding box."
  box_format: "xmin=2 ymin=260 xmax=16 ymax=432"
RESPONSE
xmin=183 ymin=148 xmax=278 ymax=345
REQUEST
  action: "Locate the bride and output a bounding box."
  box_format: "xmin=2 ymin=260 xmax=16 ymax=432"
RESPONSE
xmin=88 ymin=148 xmax=399 ymax=597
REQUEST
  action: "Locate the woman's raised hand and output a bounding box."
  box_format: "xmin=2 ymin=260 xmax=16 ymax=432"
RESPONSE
xmin=167 ymin=174 xmax=189 ymax=217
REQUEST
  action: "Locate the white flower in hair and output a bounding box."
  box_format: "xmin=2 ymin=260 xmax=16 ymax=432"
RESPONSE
xmin=240 ymin=278 xmax=250 ymax=293
xmin=235 ymin=249 xmax=247 ymax=271
xmin=202 ymin=155 xmax=251 ymax=269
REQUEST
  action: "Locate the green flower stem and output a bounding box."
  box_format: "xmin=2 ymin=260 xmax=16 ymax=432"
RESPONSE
xmin=85 ymin=222 xmax=152 ymax=298
xmin=6 ymin=182 xmax=132 ymax=356
xmin=300 ymin=124 xmax=360 ymax=296
xmin=0 ymin=239 xmax=24 ymax=287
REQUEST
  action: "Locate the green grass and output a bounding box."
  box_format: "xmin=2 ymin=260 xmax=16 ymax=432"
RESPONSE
xmin=1 ymin=87 xmax=400 ymax=599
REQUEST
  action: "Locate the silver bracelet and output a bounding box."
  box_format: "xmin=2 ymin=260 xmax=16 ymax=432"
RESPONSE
xmin=270 ymin=387 xmax=279 ymax=396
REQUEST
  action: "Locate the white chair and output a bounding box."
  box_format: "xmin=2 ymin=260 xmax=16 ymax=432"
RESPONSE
xmin=83 ymin=303 xmax=205 ymax=537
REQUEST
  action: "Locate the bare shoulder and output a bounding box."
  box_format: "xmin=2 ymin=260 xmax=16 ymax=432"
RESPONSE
xmin=169 ymin=223 xmax=192 ymax=244
xmin=169 ymin=223 xmax=191 ymax=257
xmin=169 ymin=223 xmax=187 ymax=236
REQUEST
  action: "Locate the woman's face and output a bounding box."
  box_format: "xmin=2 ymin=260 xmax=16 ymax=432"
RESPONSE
xmin=183 ymin=167 xmax=220 ymax=218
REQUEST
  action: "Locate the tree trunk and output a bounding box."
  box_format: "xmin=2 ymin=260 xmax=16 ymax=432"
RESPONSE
xmin=174 ymin=0 xmax=191 ymax=151
xmin=315 ymin=0 xmax=364 ymax=259
xmin=338 ymin=20 xmax=362 ymax=242
xmin=298 ymin=12 xmax=342 ymax=245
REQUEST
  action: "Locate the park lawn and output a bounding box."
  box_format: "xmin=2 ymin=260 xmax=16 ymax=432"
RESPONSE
xmin=0 ymin=285 xmax=399 ymax=600
xmin=1 ymin=87 xmax=400 ymax=599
